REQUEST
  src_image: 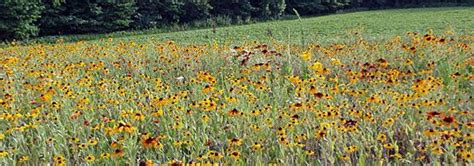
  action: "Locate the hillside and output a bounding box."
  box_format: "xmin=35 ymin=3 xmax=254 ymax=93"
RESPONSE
xmin=35 ymin=7 xmax=473 ymax=45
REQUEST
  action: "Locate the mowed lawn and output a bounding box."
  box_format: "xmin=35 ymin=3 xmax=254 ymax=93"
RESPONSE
xmin=0 ymin=7 xmax=473 ymax=165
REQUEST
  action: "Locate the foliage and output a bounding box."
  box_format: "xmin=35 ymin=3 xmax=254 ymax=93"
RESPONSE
xmin=251 ymin=0 xmax=287 ymax=19
xmin=209 ymin=0 xmax=254 ymax=22
xmin=0 ymin=1 xmax=44 ymax=40
xmin=133 ymin=0 xmax=184 ymax=29
xmin=180 ymin=1 xmax=212 ymax=23
xmin=39 ymin=0 xmax=136 ymax=35
xmin=286 ymin=0 xmax=330 ymax=15
xmin=97 ymin=1 xmax=137 ymax=32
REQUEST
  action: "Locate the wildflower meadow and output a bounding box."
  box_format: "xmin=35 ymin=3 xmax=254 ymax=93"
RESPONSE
xmin=0 ymin=7 xmax=473 ymax=166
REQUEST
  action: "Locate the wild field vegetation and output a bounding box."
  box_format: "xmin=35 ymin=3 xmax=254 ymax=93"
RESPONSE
xmin=32 ymin=7 xmax=473 ymax=45
xmin=0 ymin=7 xmax=473 ymax=165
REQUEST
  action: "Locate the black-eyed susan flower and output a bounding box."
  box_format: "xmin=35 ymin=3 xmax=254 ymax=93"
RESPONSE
xmin=367 ymin=95 xmax=380 ymax=103
xmin=100 ymin=153 xmax=111 ymax=159
xmin=390 ymin=153 xmax=403 ymax=159
xmin=464 ymin=133 xmax=474 ymax=140
xmin=139 ymin=160 xmax=155 ymax=166
xmin=339 ymin=154 xmax=350 ymax=161
xmin=69 ymin=137 xmax=80 ymax=144
xmin=344 ymin=145 xmax=358 ymax=154
xmin=305 ymin=150 xmax=315 ymax=156
xmin=228 ymin=108 xmax=243 ymax=116
xmin=207 ymin=151 xmax=223 ymax=160
xmin=0 ymin=150 xmax=8 ymax=157
xmin=431 ymin=146 xmax=444 ymax=155
xmin=53 ymin=155 xmax=66 ymax=165
xmin=383 ymin=143 xmax=395 ymax=149
xmin=78 ymin=143 xmax=88 ymax=149
xmin=167 ymin=160 xmax=183 ymax=166
xmin=196 ymin=154 xmax=207 ymax=161
xmin=423 ymin=128 xmax=438 ymax=137
xmin=315 ymin=130 xmax=327 ymax=139
xmin=440 ymin=115 xmax=456 ymax=126
xmin=84 ymin=155 xmax=95 ymax=162
xmin=229 ymin=138 xmax=242 ymax=146
xmin=382 ymin=118 xmax=395 ymax=127
xmin=251 ymin=142 xmax=263 ymax=151
xmin=460 ymin=150 xmax=473 ymax=160
xmin=141 ymin=136 xmax=160 ymax=149
xmin=133 ymin=112 xmax=145 ymax=121
xmin=229 ymin=150 xmax=241 ymax=160
xmin=19 ymin=155 xmax=29 ymax=162
xmin=112 ymin=149 xmax=125 ymax=158
xmin=376 ymin=133 xmax=387 ymax=142
xmin=88 ymin=138 xmax=98 ymax=146
xmin=301 ymin=51 xmax=312 ymax=61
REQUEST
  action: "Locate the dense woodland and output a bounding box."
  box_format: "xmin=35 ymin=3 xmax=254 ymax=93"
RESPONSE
xmin=0 ymin=0 xmax=472 ymax=40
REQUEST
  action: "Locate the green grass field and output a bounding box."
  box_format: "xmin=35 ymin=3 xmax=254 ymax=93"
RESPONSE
xmin=35 ymin=7 xmax=474 ymax=44
xmin=0 ymin=7 xmax=473 ymax=165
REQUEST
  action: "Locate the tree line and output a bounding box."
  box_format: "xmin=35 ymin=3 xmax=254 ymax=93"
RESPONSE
xmin=0 ymin=0 xmax=472 ymax=41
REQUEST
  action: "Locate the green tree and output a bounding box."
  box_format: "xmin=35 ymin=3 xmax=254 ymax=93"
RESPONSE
xmin=209 ymin=0 xmax=254 ymax=21
xmin=133 ymin=0 xmax=184 ymax=28
xmin=285 ymin=0 xmax=329 ymax=16
xmin=180 ymin=0 xmax=212 ymax=23
xmin=251 ymin=0 xmax=286 ymax=19
xmin=39 ymin=0 xmax=136 ymax=35
xmin=0 ymin=1 xmax=44 ymax=40
xmin=96 ymin=1 xmax=137 ymax=32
